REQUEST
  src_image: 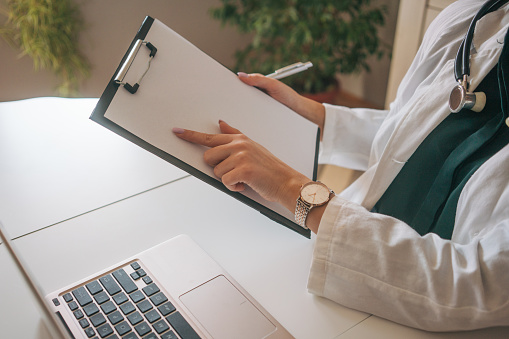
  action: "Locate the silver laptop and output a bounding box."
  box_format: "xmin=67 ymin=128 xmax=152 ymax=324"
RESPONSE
xmin=0 ymin=222 xmax=292 ymax=339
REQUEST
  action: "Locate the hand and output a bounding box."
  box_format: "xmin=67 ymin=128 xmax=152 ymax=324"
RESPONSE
xmin=172 ymin=120 xmax=310 ymax=212
xmin=237 ymin=72 xmax=326 ymax=138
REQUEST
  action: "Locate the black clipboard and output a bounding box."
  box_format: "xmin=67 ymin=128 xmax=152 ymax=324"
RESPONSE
xmin=90 ymin=17 xmax=319 ymax=238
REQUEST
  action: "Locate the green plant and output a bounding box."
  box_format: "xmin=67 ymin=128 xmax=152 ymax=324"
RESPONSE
xmin=0 ymin=0 xmax=90 ymax=96
xmin=210 ymin=0 xmax=388 ymax=94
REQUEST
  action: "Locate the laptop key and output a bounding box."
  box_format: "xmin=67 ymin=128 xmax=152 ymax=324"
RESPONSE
xmin=73 ymin=309 xmax=84 ymax=320
xmin=153 ymin=319 xmax=170 ymax=334
xmin=161 ymin=330 xmax=178 ymax=339
xmin=107 ymin=310 xmax=124 ymax=325
xmin=127 ymin=311 xmax=143 ymax=325
xmin=123 ymin=332 xmax=138 ymax=339
xmin=130 ymin=271 xmax=140 ymax=280
xmin=114 ymin=320 xmax=132 ymax=336
xmin=68 ymin=301 xmax=78 ymax=311
xmin=150 ymin=292 xmax=168 ymax=306
xmin=134 ymin=321 xmax=151 ymax=337
xmin=100 ymin=300 xmax=116 ymax=314
xmin=166 ymin=311 xmax=201 ymax=339
xmin=79 ymin=318 xmax=90 ymax=329
xmin=144 ymin=333 xmax=158 ymax=339
xmin=131 ymin=262 xmax=141 ymax=270
xmin=84 ymin=327 xmax=95 ymax=338
xmin=112 ymin=269 xmax=138 ymax=294
xmin=83 ymin=303 xmax=99 ymax=317
xmin=63 ymin=293 xmax=73 ymax=302
xmin=99 ymin=274 xmax=121 ymax=296
xmin=72 ymin=286 xmax=93 ymax=306
xmin=120 ymin=301 xmax=136 ymax=315
xmin=96 ymin=323 xmax=113 ymax=338
xmin=142 ymin=283 xmax=159 ymax=297
xmin=86 ymin=280 xmax=103 ymax=295
xmin=93 ymin=291 xmax=109 ymax=304
xmin=137 ymin=299 xmax=153 ymax=313
xmin=113 ymin=292 xmax=128 ymax=305
xmin=158 ymin=301 xmax=176 ymax=316
xmin=90 ymin=313 xmax=106 ymax=327
xmin=129 ymin=290 xmax=145 ymax=303
xmin=145 ymin=309 xmax=161 ymax=323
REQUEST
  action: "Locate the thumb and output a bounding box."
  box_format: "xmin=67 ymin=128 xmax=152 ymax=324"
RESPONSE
xmin=218 ymin=120 xmax=242 ymax=134
xmin=238 ymin=72 xmax=278 ymax=90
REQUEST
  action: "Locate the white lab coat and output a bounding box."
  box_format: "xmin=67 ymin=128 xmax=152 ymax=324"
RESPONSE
xmin=308 ymin=0 xmax=509 ymax=331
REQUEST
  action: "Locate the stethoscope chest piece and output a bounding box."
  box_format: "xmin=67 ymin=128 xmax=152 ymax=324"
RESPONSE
xmin=449 ymin=80 xmax=486 ymax=113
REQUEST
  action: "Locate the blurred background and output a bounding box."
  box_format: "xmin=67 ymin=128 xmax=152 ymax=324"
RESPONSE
xmin=0 ymin=0 xmax=397 ymax=107
xmin=0 ymin=0 xmax=456 ymax=192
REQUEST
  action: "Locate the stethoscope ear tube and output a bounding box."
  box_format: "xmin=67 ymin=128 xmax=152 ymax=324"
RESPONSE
xmin=455 ymin=0 xmax=508 ymax=81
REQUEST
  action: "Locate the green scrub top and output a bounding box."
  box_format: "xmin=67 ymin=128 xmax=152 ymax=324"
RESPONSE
xmin=372 ymin=31 xmax=509 ymax=240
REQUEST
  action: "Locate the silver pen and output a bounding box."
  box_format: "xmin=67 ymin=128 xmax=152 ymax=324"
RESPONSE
xmin=265 ymin=61 xmax=313 ymax=79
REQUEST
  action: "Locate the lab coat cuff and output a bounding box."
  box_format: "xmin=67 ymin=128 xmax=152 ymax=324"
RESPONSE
xmin=319 ymin=104 xmax=375 ymax=171
xmin=307 ymin=195 xmax=348 ymax=295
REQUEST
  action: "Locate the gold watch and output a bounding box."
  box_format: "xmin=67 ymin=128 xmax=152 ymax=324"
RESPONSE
xmin=295 ymin=181 xmax=334 ymax=229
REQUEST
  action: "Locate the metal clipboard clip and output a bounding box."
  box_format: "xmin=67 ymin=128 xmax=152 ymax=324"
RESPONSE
xmin=114 ymin=39 xmax=157 ymax=94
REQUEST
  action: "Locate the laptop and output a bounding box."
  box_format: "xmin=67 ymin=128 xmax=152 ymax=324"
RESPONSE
xmin=0 ymin=222 xmax=293 ymax=339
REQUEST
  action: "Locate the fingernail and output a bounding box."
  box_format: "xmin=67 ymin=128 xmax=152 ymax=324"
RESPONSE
xmin=237 ymin=72 xmax=249 ymax=78
xmin=172 ymin=127 xmax=185 ymax=134
xmin=218 ymin=119 xmax=225 ymax=124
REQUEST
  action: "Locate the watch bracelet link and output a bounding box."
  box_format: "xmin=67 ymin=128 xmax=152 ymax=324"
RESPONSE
xmin=295 ymin=198 xmax=311 ymax=229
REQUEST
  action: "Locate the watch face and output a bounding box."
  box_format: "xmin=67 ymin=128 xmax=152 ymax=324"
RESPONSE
xmin=300 ymin=182 xmax=331 ymax=206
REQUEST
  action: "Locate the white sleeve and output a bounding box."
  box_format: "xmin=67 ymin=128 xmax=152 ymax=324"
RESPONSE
xmin=319 ymin=104 xmax=387 ymax=171
xmin=308 ymin=196 xmax=509 ymax=331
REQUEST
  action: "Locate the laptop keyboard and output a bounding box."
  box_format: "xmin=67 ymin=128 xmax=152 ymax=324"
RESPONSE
xmin=55 ymin=261 xmax=201 ymax=339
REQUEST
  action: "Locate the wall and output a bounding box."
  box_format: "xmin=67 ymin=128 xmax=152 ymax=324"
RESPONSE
xmin=337 ymin=0 xmax=400 ymax=108
xmin=0 ymin=0 xmax=398 ymax=106
xmin=384 ymin=0 xmax=456 ymax=108
xmin=0 ymin=0 xmax=250 ymax=101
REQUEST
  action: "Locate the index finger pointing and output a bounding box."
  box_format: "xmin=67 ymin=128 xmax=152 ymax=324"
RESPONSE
xmin=172 ymin=127 xmax=233 ymax=147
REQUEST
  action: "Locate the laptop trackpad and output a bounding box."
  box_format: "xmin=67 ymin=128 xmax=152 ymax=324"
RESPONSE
xmin=180 ymin=275 xmax=276 ymax=339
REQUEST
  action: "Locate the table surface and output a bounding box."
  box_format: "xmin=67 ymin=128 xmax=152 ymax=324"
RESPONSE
xmin=0 ymin=97 xmax=186 ymax=238
xmin=1 ymin=98 xmax=508 ymax=338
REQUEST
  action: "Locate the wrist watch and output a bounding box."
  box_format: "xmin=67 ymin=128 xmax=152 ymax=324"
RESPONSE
xmin=295 ymin=181 xmax=334 ymax=229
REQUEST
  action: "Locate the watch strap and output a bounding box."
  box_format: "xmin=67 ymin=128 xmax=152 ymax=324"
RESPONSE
xmin=295 ymin=198 xmax=311 ymax=229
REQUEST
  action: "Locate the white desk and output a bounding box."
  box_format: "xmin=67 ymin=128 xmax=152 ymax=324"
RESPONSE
xmin=1 ymin=176 xmax=368 ymax=338
xmin=0 ymin=98 xmax=186 ymax=238
xmin=0 ymin=98 xmax=508 ymax=338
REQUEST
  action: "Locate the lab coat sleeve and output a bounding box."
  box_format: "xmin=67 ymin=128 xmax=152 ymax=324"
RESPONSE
xmin=319 ymin=104 xmax=388 ymax=171
xmin=308 ymin=196 xmax=509 ymax=331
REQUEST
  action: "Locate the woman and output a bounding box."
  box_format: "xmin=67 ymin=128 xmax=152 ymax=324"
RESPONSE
xmin=173 ymin=0 xmax=509 ymax=331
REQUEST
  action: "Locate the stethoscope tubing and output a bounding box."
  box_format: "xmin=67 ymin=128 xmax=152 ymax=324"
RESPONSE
xmin=455 ymin=0 xmax=509 ymax=81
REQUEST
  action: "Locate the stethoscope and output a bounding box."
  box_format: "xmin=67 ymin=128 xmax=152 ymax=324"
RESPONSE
xmin=449 ymin=0 xmax=509 ymax=122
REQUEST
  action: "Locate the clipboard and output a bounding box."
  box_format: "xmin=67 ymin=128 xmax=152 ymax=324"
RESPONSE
xmin=90 ymin=17 xmax=319 ymax=238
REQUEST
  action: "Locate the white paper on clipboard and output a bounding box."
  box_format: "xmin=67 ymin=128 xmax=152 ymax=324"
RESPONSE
xmin=93 ymin=18 xmax=319 ymax=235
